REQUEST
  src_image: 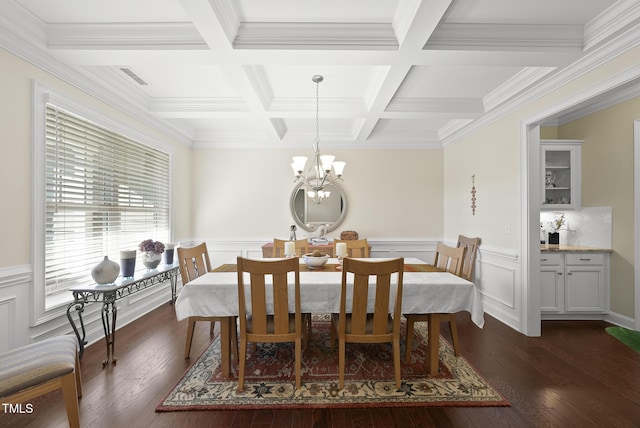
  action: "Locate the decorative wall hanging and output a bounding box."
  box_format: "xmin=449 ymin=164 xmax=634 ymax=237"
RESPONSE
xmin=471 ymin=174 xmax=477 ymax=215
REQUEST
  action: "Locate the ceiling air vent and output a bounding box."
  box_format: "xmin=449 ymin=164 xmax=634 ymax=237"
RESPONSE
xmin=120 ymin=67 xmax=148 ymax=85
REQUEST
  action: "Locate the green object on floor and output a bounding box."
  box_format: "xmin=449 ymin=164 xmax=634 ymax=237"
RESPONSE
xmin=606 ymin=326 xmax=640 ymax=352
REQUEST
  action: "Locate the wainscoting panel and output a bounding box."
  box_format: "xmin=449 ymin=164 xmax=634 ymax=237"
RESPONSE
xmin=0 ymin=296 xmax=17 ymax=353
xmin=474 ymin=247 xmax=521 ymax=331
xmin=0 ymin=265 xmax=31 ymax=352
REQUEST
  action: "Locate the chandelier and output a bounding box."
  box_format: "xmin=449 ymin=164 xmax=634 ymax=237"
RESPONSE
xmin=291 ymin=75 xmax=345 ymax=204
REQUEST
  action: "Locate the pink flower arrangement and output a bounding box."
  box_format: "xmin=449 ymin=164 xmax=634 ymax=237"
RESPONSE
xmin=138 ymin=239 xmax=165 ymax=254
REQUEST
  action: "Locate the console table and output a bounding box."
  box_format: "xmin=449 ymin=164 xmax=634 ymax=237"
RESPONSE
xmin=66 ymin=263 xmax=180 ymax=366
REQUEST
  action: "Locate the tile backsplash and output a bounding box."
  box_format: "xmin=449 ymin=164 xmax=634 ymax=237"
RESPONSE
xmin=540 ymin=207 xmax=612 ymax=248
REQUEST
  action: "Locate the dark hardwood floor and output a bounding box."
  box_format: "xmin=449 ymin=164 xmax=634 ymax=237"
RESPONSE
xmin=2 ymin=304 xmax=639 ymax=428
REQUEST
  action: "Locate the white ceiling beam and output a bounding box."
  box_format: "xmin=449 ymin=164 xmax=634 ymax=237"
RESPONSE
xmin=233 ymin=22 xmax=398 ymax=50
xmin=355 ymin=0 xmax=452 ymax=142
xmin=178 ymin=0 xmax=285 ymax=141
xmin=425 ymin=23 xmax=584 ymax=51
xmin=149 ymin=97 xmax=249 ymax=118
xmin=386 ymin=97 xmax=484 ymax=118
xmin=47 ymin=23 xmax=207 ymax=50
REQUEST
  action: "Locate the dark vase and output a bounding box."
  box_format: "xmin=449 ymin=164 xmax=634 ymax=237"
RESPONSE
xmin=548 ymin=232 xmax=560 ymax=245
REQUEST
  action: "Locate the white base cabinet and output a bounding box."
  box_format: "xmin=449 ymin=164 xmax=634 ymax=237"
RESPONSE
xmin=540 ymin=252 xmax=609 ymax=318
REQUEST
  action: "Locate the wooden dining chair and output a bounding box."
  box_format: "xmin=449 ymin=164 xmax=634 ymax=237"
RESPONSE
xmin=331 ymin=257 xmax=404 ymax=389
xmin=273 ymin=238 xmax=313 ymax=345
xmin=177 ymin=243 xmax=237 ymax=360
xmin=272 ymin=238 xmax=309 ymax=257
xmin=333 ymin=238 xmax=370 ymax=258
xmin=457 ymin=235 xmax=481 ymax=281
xmin=404 ymin=242 xmax=466 ymax=362
xmin=236 ymin=256 xmax=303 ymax=391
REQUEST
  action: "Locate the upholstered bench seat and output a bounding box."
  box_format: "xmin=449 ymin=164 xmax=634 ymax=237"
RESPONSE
xmin=0 ymin=335 xmax=82 ymax=428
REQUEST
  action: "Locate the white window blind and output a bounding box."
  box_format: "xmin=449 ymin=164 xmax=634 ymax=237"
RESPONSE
xmin=44 ymin=104 xmax=170 ymax=297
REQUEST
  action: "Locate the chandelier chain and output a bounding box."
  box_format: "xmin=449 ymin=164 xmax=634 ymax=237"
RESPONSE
xmin=315 ymin=77 xmax=320 ymax=149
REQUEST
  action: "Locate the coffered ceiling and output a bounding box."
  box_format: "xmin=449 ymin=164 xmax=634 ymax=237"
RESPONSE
xmin=1 ymin=0 xmax=638 ymax=149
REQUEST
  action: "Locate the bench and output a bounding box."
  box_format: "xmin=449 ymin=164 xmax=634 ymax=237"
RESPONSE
xmin=0 ymin=335 xmax=82 ymax=428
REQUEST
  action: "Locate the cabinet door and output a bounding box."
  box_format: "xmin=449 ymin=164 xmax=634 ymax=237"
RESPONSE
xmin=540 ymin=267 xmax=564 ymax=312
xmin=540 ymin=254 xmax=564 ymax=312
xmin=541 ymin=140 xmax=582 ymax=210
xmin=565 ymin=266 xmax=604 ymax=312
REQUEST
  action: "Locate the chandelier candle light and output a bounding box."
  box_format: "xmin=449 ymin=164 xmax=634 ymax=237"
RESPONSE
xmin=284 ymin=241 xmax=296 ymax=258
xmin=291 ymin=75 xmax=346 ymax=204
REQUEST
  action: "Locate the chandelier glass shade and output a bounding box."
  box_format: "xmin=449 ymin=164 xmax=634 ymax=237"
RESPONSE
xmin=291 ymin=75 xmax=345 ymax=204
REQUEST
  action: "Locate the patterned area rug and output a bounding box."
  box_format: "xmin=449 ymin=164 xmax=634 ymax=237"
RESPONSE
xmin=157 ymin=318 xmax=509 ymax=410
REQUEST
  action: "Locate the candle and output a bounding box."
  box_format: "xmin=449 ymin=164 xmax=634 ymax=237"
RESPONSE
xmin=336 ymin=242 xmax=347 ymax=257
xmin=284 ymin=241 xmax=296 ymax=257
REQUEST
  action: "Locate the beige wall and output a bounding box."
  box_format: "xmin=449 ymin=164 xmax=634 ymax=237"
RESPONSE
xmin=444 ymin=45 xmax=640 ymax=319
xmin=557 ymin=98 xmax=639 ymax=317
xmin=190 ymin=148 xmax=444 ymax=241
xmin=0 ymin=48 xmax=191 ymax=269
xmin=444 ymin=118 xmax=522 ymax=249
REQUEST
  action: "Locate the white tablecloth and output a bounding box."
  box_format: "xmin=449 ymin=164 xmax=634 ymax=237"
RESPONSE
xmin=174 ymin=258 xmax=484 ymax=328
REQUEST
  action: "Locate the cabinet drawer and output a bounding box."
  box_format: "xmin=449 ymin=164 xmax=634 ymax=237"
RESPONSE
xmin=565 ymin=253 xmax=604 ymax=266
xmin=540 ymin=253 xmax=563 ymax=266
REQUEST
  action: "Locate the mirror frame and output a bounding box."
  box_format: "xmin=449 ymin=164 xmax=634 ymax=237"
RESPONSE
xmin=289 ymin=181 xmax=348 ymax=233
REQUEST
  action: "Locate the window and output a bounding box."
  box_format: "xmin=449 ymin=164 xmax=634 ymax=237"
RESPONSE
xmin=32 ymin=82 xmax=171 ymax=322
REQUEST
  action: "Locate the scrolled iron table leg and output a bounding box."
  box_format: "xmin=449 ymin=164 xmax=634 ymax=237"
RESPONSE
xmin=101 ymin=292 xmax=118 ymax=366
xmin=170 ymin=271 xmax=178 ymax=304
xmin=66 ymin=296 xmax=88 ymax=359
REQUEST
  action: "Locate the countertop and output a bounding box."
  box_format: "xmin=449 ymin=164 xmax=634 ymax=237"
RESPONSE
xmin=540 ymin=244 xmax=613 ymax=253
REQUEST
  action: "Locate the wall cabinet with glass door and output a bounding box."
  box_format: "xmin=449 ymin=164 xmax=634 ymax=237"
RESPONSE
xmin=541 ymin=139 xmax=582 ymax=210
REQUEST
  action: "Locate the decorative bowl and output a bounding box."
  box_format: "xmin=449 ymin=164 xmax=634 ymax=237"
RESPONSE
xmin=302 ymin=253 xmax=330 ymax=270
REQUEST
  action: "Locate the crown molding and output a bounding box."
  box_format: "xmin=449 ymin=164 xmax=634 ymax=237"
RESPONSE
xmin=426 ymin=23 xmax=584 ymax=51
xmin=441 ymin=16 xmax=640 ymax=148
xmin=0 ymin=1 xmax=46 ymax=44
xmin=584 ymin=0 xmax=640 ymax=51
xmin=555 ymin=81 xmax=640 ymax=125
xmin=233 ymin=22 xmax=398 ymax=50
xmin=483 ymin=67 xmax=557 ymax=112
xmin=47 ymin=22 xmax=207 ymax=50
xmin=438 ymin=118 xmax=474 ymax=141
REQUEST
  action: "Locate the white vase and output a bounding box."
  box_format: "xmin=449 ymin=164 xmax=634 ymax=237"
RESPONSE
xmin=142 ymin=251 xmax=162 ymax=269
xmin=91 ymin=256 xmax=120 ymax=284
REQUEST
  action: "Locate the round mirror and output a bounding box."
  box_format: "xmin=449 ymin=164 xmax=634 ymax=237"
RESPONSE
xmin=289 ymin=182 xmax=348 ymax=233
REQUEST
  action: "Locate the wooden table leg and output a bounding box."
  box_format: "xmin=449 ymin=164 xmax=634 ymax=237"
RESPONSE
xmin=428 ymin=313 xmax=440 ymax=375
xmin=219 ymin=317 xmax=230 ymax=378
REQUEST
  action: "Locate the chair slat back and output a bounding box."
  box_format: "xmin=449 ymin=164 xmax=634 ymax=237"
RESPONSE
xmin=237 ymin=257 xmax=301 ymax=337
xmin=334 ymin=238 xmax=370 ymax=258
xmin=272 ymin=238 xmax=309 ymax=257
xmin=176 ymin=243 xmax=211 ymax=286
xmin=457 ymin=235 xmax=481 ymax=281
xmin=339 ymin=257 xmax=404 ymax=337
xmin=433 ymin=242 xmax=466 ymax=276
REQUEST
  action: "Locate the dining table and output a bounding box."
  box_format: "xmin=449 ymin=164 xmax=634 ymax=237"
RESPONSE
xmin=174 ymin=257 xmax=484 ymax=377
